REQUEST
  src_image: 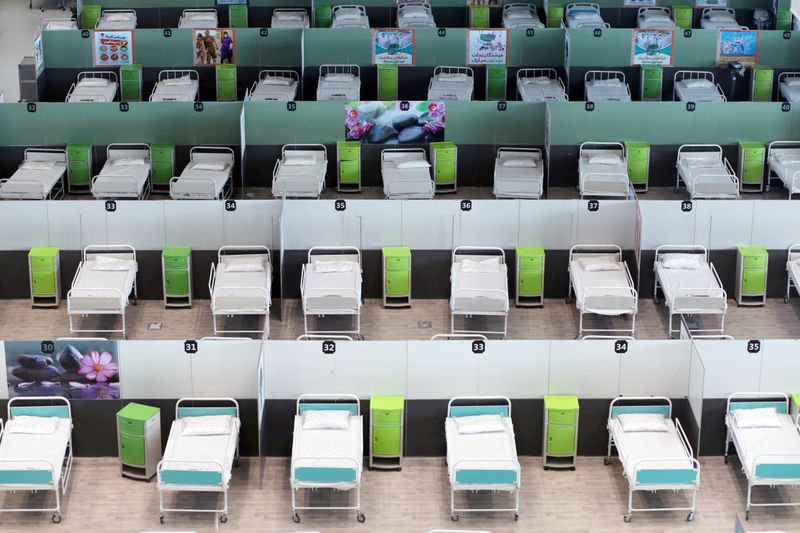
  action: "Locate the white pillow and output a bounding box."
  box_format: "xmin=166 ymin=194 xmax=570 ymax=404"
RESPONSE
xmin=453 ymin=414 xmax=506 ymax=434
xmin=276 ymin=12 xmax=304 ymax=21
xmin=324 ymin=73 xmax=356 ymax=82
xmin=643 ymin=14 xmax=670 ymax=22
xmin=578 ymin=256 xmax=621 ymax=272
xmin=592 ymin=79 xmax=621 ymax=87
xmin=79 ymin=78 xmax=110 ymax=87
xmin=660 ymin=253 xmax=701 ymax=270
xmin=91 ymin=255 xmax=132 ymax=271
xmin=707 ymin=13 xmax=731 ymax=21
xmin=162 ymin=76 xmax=192 ymax=86
xmin=224 ymin=256 xmax=265 ymax=272
xmin=733 ymin=407 xmax=781 ymax=428
xmin=182 ymin=415 xmax=232 ymax=436
xmin=784 ymin=78 xmax=800 ymax=87
xmin=263 ymin=76 xmax=293 ymax=86
xmin=283 ymin=157 xmax=317 ymax=166
xmin=460 ymin=258 xmax=501 ymax=273
xmin=20 ymin=161 xmax=56 ymax=171
xmin=105 ymin=13 xmax=133 ymax=21
xmin=190 ymin=14 xmax=217 ymax=21
xmin=314 ymin=260 xmax=354 ymax=273
xmin=588 ymin=154 xmax=621 ymax=165
xmin=6 ymin=416 xmax=59 ymax=435
xmin=502 ymin=158 xmax=536 ymax=168
xmin=302 ymin=409 xmax=351 ymax=430
xmin=684 ymin=79 xmax=713 ymax=89
xmin=396 ymin=160 xmax=431 ymax=169
xmin=617 ymin=413 xmax=669 ymax=433
xmin=572 ymin=12 xmax=597 ymax=20
xmin=684 ymin=157 xmax=718 ymax=168
xmin=438 ymin=73 xmax=468 ymax=82
xmin=111 ymin=157 xmax=146 ymax=166
xmin=192 ymin=161 xmax=227 ymax=171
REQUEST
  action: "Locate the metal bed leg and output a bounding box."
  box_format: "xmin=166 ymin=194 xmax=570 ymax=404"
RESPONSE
xmin=450 ymin=486 xmax=457 ymax=521
xmin=604 ymin=433 xmax=613 ymax=465
xmin=624 ymin=486 xmax=633 ymax=522
xmin=355 ymin=483 xmax=365 ymax=522
xmin=291 ymin=488 xmax=299 ymax=522
xmin=746 ymin=484 xmax=752 ymax=520
xmin=723 ymin=428 xmax=730 ymax=464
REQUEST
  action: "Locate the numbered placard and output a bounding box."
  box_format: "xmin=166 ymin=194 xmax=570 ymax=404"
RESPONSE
xmin=684 ymin=29 xmax=692 ymax=38
xmin=81 ymin=30 xmax=90 ymax=39
xmin=260 ymin=28 xmax=269 ymax=37
xmin=184 ymin=340 xmax=198 ymax=354
xmin=784 ymin=31 xmax=791 ymax=39
xmin=526 ymin=28 xmax=535 ymax=37
xmin=322 ymin=340 xmax=336 ymax=354
xmin=593 ymin=28 xmax=602 ymax=37
xmin=747 ymin=339 xmax=761 ymax=354
xmin=224 ymin=199 xmax=237 ymax=212
xmin=287 ymin=101 xmax=297 ymax=112
xmin=585 ymin=101 xmax=595 ymax=112
xmin=105 ymin=200 xmax=117 ymax=212
xmin=497 ymin=101 xmax=507 ymax=111
xmin=472 ymin=340 xmax=485 ymax=354
xmin=399 ymin=101 xmax=410 ymax=111
xmin=334 ymin=199 xmax=346 ymax=211
xmin=41 ymin=341 xmax=55 ymax=354
xmin=614 ymin=339 xmax=628 ymax=354
xmin=27 ymin=103 xmax=36 ymax=113
xmin=438 ymin=28 xmax=447 ymax=37
xmin=681 ymin=200 xmax=692 ymax=212
xmin=163 ymin=29 xmax=172 ymax=38
xmin=460 ymin=199 xmax=473 ymax=212
xmin=587 ymin=200 xmax=599 ymax=212
xmin=194 ymin=102 xmax=204 ymax=112
xmin=686 ymin=102 xmax=696 ymax=112
xmin=119 ymin=102 xmax=129 ymax=112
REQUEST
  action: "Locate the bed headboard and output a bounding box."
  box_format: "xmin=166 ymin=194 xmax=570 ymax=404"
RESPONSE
xmin=452 ymin=246 xmax=506 ymax=265
xmin=584 ymin=70 xmax=626 ymax=84
xmin=24 ymin=148 xmax=67 ymax=163
xmin=296 ymin=393 xmax=361 ymax=416
xmin=191 ymin=146 xmax=235 ymax=165
xmin=609 ymin=396 xmax=671 ymax=419
xmin=727 ymin=392 xmax=789 ymax=415
xmin=307 ymin=245 xmax=361 ymax=266
xmin=83 ymin=244 xmax=136 ymax=263
xmin=578 ymin=141 xmax=625 ymax=157
xmin=320 ymin=64 xmax=360 ymax=78
xmin=448 ymin=396 xmax=511 ymax=418
xmin=788 ymin=243 xmax=800 ymax=263
xmin=176 ymin=397 xmax=240 ymax=419
xmin=569 ymin=244 xmax=622 ymax=263
xmin=8 ymin=396 xmax=71 ymax=420
xmin=674 ymin=70 xmax=714 ymax=85
xmin=218 ymin=245 xmax=271 ymax=264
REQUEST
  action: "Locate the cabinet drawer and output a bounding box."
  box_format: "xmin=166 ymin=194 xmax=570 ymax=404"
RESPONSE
xmin=372 ymin=409 xmax=401 ymax=425
xmin=434 ymin=149 xmax=455 ymax=162
xmin=386 ymin=256 xmax=409 ymax=270
xmin=547 ymin=424 xmax=576 ymax=455
xmin=628 ymin=161 xmax=648 ymax=183
xmin=118 ymin=416 xmax=145 ymax=436
xmin=743 ymin=254 xmax=766 ymax=268
xmin=754 ymin=69 xmax=773 ymax=81
xmin=386 ymin=269 xmax=409 ymax=296
xmin=217 ymin=68 xmax=236 ymax=81
xmin=165 ymin=270 xmax=190 ymax=296
xmin=742 ymin=147 xmax=765 ymax=161
xmin=151 ymin=147 xmax=174 ymax=162
xmin=67 ymin=148 xmax=89 ymax=161
xmin=373 ymin=426 xmax=401 ymax=455
xmin=627 ymin=147 xmax=649 ymax=161
xmin=338 ymin=147 xmax=359 ymax=161
xmin=29 ymin=255 xmax=54 ymax=269
xmin=518 ymin=255 xmax=542 ymax=268
xmin=642 ymin=70 xmax=662 ymax=81
xmin=742 ymin=269 xmax=766 ymax=294
xmin=548 ymin=409 xmax=577 ymax=425
xmin=68 ymin=161 xmax=91 ymax=184
xmin=519 ymin=270 xmax=542 ymax=296
xmin=163 ymin=255 xmax=188 ymax=270
xmin=120 ymin=433 xmax=145 ymax=465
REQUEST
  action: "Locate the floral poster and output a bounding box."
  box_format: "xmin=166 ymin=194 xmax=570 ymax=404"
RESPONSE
xmin=373 ymin=29 xmax=415 ymax=66
xmin=5 ymin=340 xmax=120 ymax=399
xmin=467 ymin=29 xmax=508 ymax=66
xmin=631 ymin=29 xmax=674 ymax=66
xmin=345 ymin=101 xmax=445 ymax=144
xmin=717 ymin=30 xmax=759 ymax=66
xmin=192 ymin=28 xmax=236 ymax=66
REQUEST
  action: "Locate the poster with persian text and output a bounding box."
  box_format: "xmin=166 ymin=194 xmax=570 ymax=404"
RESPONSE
xmin=467 ymin=29 xmax=508 ymax=65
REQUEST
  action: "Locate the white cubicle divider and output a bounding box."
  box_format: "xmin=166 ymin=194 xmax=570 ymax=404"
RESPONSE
xmin=618 ymin=339 xmax=691 ymax=397
xmin=691 ymin=339 xmax=763 ymax=399
xmin=0 ymin=342 xmax=7 ymax=400
xmin=687 ymin=342 xmax=705 ymax=454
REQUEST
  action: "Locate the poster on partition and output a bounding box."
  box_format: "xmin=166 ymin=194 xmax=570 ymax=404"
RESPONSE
xmin=33 ymin=34 xmax=44 ymax=77
xmin=717 ymin=30 xmax=759 ymax=66
xmin=217 ymin=0 xmax=247 ymax=4
xmin=467 ymin=29 xmax=509 ymax=65
xmin=468 ymin=0 xmax=504 ymax=5
xmin=373 ymin=29 xmax=415 ymax=66
xmin=192 ymin=28 xmax=236 ymax=66
xmin=696 ymin=0 xmax=727 ymax=6
xmin=345 ymin=101 xmax=445 ymax=144
xmin=5 ymin=340 xmax=120 ymax=399
xmin=631 ymin=29 xmax=674 ymax=66
xmin=93 ymin=30 xmax=134 ymax=67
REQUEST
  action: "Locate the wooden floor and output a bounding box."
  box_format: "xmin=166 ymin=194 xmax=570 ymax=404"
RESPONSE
xmin=0 ymin=456 xmax=798 ymax=533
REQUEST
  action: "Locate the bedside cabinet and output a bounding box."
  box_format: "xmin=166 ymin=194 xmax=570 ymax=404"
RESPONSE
xmin=369 ymin=395 xmax=404 ymax=471
xmin=120 ymin=64 xmax=142 ymax=102
xmin=29 ymin=247 xmax=60 ymax=308
xmin=216 ymin=64 xmax=237 ymax=101
xmin=738 ymin=142 xmax=765 ymax=193
xmin=516 ymin=246 xmax=544 ymax=307
xmin=751 ymin=65 xmax=773 ymax=102
xmin=486 ymin=64 xmax=507 ymax=101
xmin=150 ymin=142 xmax=176 ymax=193
xmin=776 ymin=8 xmax=792 ymax=30
xmin=791 ymin=393 xmax=800 ymax=422
xmin=470 ymin=4 xmax=490 ymax=27
xmin=337 ymin=140 xmax=361 ymax=192
xmin=66 ymin=143 xmax=92 ymax=194
xmin=640 ymin=65 xmax=662 ymax=102
xmin=229 ymin=5 xmax=248 ymax=28
xmin=735 ymin=245 xmax=767 ymax=306
xmin=543 ymin=395 xmax=579 ymax=470
xmin=383 ymin=247 xmax=411 ymax=308
xmin=117 ymin=403 xmax=162 ymax=481
xmin=672 ymin=4 xmax=692 ymax=28
xmin=430 ymin=141 xmax=457 ymax=194
xmin=162 ymin=246 xmax=192 ymax=308
xmin=625 ymin=141 xmax=650 ymax=192
xmin=378 ymin=64 xmax=399 ymax=100
xmin=547 ymin=5 xmax=564 ymax=27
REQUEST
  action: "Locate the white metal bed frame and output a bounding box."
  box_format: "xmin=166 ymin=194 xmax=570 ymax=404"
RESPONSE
xmin=502 ymin=3 xmax=544 ymax=28
xmin=567 ymin=244 xmax=638 ymax=338
xmin=397 ymin=1 xmax=436 ymax=28
xmin=149 ymin=69 xmax=200 ymax=102
xmin=317 ymin=64 xmax=361 ymax=101
xmin=578 ymin=141 xmax=631 ymax=198
xmin=178 ymin=9 xmax=218 ymax=28
xmin=301 ymin=246 xmax=363 ymax=338
xmin=246 ymin=70 xmax=299 ymax=101
xmin=700 ymin=7 xmax=746 ymax=30
xmin=429 ymin=66 xmax=475 ymax=101
xmin=493 ymin=146 xmax=544 ymax=199
xmin=0 ymin=148 xmax=67 ymax=200
xmin=766 ymin=140 xmax=800 ymax=197
xmin=0 ymin=397 xmax=73 ymax=524
xmin=653 ymin=244 xmax=727 ymax=338
xmin=65 ymin=71 xmax=118 ymax=103
xmin=332 ymin=5 xmax=369 ymax=28
xmin=271 ymin=8 xmax=310 ymax=28
xmin=272 ymin=144 xmax=328 ymax=199
xmin=564 ymin=3 xmax=610 ymax=28
xmin=170 ymin=146 xmax=234 ymax=200
xmin=675 ymin=144 xmax=739 ymax=199
xmin=637 ymin=6 xmax=674 ymax=28
xmin=785 ymin=243 xmax=800 ymax=303
xmin=381 ymin=148 xmax=434 ymax=199
xmin=584 ymin=70 xmax=630 ymax=102
xmin=91 ymin=143 xmax=152 ymax=200
xmin=516 ymin=68 xmax=567 ymax=102
xmin=95 ymin=9 xmax=137 ymax=29
xmin=777 ymin=72 xmax=800 ymax=102
xmin=673 ymin=70 xmax=726 ymax=102
xmin=450 ymin=246 xmax=509 ymax=339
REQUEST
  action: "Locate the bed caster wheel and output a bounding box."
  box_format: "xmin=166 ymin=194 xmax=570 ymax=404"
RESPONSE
xmin=52 ymin=513 xmax=61 ymax=524
xmin=785 ymin=296 xmax=790 ymax=304
xmin=159 ymin=514 xmax=165 ymax=524
xmin=673 ymin=187 xmax=680 ymax=194
xmin=219 ymin=514 xmax=228 ymax=523
xmin=724 ymin=456 xmax=728 ymax=464
xmin=451 ymin=512 xmax=459 ymax=521
xmin=514 ymin=513 xmax=520 ymax=521
xmin=356 ymin=511 xmax=366 ymax=523
xmin=570 ymin=466 xmax=576 ymax=471
xmin=291 ymin=512 xmax=300 ymax=523
xmin=623 ymin=514 xmax=632 ymax=523
xmin=603 ymin=457 xmax=611 ymax=465
xmin=687 ymin=512 xmax=694 ymax=522
xmin=745 ymin=511 xmax=750 ymax=521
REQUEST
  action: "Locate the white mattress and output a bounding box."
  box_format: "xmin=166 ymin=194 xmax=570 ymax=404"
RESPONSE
xmin=252 ymin=79 xmax=298 ymax=101
xmin=67 ymin=81 xmax=117 ymax=103
xmin=570 ymin=259 xmax=634 ymax=315
xmin=494 ymin=155 xmax=543 ymax=198
xmin=178 ymin=13 xmax=218 ymax=29
xmin=656 ymin=262 xmax=721 ymax=306
xmin=172 ymin=160 xmax=232 ymax=198
xmin=518 ymin=78 xmax=566 ymax=102
xmin=450 ymin=262 xmax=509 ymax=313
xmin=700 ymin=16 xmax=739 ymax=29
xmin=382 ymin=161 xmax=434 ymax=199
xmin=96 ymin=15 xmax=136 ymax=29
xmin=291 ymin=414 xmax=363 ymax=483
xmin=317 ymin=75 xmax=360 ymax=101
xmin=273 ymin=152 xmax=327 ymax=197
xmin=71 ymin=259 xmax=137 ymax=308
xmin=728 ymin=413 xmax=800 ymax=479
xmin=429 ymin=76 xmax=473 ymax=101
xmin=769 ymin=152 xmax=800 ymax=190
xmin=94 ymin=160 xmax=150 ymax=196
xmin=0 ymin=419 xmax=71 ymax=484
xmin=609 ymin=418 xmax=694 ymax=482
xmin=638 ymin=13 xmax=676 ymax=29
xmin=678 ymin=158 xmax=737 ymax=197
xmin=675 ymin=81 xmax=724 ymax=103
xmin=332 ymin=8 xmax=369 ymax=28
xmin=398 ymin=12 xmax=436 ymax=28
xmin=780 ymin=82 xmax=800 ymax=103
xmin=151 ymin=79 xmax=199 ymax=102
xmin=303 ymin=264 xmax=363 ymax=311
xmin=44 ymin=19 xmax=78 ymax=30
xmin=212 ymin=262 xmax=271 ymax=312
xmin=0 ymin=164 xmax=66 ymax=199
xmin=445 ymin=417 xmax=518 ymax=485
xmin=503 ymin=9 xmax=544 ymax=28
xmin=586 ymin=81 xmax=630 ymax=102
xmin=790 ymin=259 xmax=800 ymax=286
xmin=271 ymin=14 xmax=309 ymax=28
xmin=162 ymin=418 xmax=240 ymax=485
xmin=580 ymin=153 xmax=629 ymax=196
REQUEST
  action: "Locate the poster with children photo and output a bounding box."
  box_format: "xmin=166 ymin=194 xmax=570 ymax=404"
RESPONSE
xmin=193 ymin=28 xmax=236 ymax=66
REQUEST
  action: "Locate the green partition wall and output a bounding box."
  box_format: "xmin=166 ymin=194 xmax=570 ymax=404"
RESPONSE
xmin=91 ymin=0 xmax=309 ymax=6
xmin=547 ymin=0 xmax=774 ymax=7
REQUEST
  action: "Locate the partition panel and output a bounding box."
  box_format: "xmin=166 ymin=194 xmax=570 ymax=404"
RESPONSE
xmin=456 ymin=200 xmax=521 ymax=249
xmin=445 ymin=102 xmax=546 ymax=146
xmin=219 ymin=200 xmax=279 ymax=247
xmin=758 ymin=339 xmax=800 ymax=393
xmin=687 ymin=341 xmax=705 ymax=457
xmin=750 ymin=201 xmax=800 ymax=249
xmin=119 ymin=340 xmax=194 ymax=399
xmin=547 ymin=340 xmax=621 ymax=398
xmin=618 ymin=340 xmax=691 ymax=397
xmin=332 ymin=341 xmax=408 ymax=397
xmin=333 ymin=201 xmax=403 ymax=250
xmin=282 ymin=200 xmax=348 ymax=250
xmin=575 ymin=200 xmax=636 ymax=248
xmin=45 ymin=201 xmax=109 ymax=250
xmin=518 ymin=200 xmax=578 ymax=249
xmin=400 ymin=200 xmax=460 ymax=250
xmin=163 ymin=200 xmax=225 ymax=250
xmin=133 ymin=29 xmax=194 ymax=67
xmin=406 ymin=341 xmax=479 ymax=399
xmin=693 ymin=340 xmax=762 ymax=398
xmin=638 ymin=201 xmax=696 ymax=250
xmin=302 ymin=29 xmax=373 ymax=67
xmin=693 ymin=201 xmax=755 ymax=249
xmin=0 ymin=343 xmax=7 ymax=400
xmin=0 ymin=202 xmax=50 ymax=250
xmin=189 ymin=339 xmax=261 ymax=398
xmin=264 ymin=340 xmax=336 ymax=397
xmin=104 ymin=201 xmax=167 ymax=250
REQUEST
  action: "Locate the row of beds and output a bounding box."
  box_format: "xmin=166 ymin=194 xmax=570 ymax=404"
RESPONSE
xmin=1 ymin=393 xmax=797 ymax=524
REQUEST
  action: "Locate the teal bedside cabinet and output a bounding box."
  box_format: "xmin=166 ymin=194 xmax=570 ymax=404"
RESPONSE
xmin=370 ymin=395 xmax=404 ymax=470
xmin=162 ymin=246 xmax=192 ymax=308
xmin=337 ymin=140 xmax=361 ymax=193
xmin=543 ymin=395 xmax=579 ymax=470
xmin=117 ymin=403 xmax=162 ymax=481
xmin=383 ymin=247 xmax=411 ymax=308
xmin=29 ymin=247 xmax=60 ymax=308
xmin=516 ymin=246 xmax=544 ymax=307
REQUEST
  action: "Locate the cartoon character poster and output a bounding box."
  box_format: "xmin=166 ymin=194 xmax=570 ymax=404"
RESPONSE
xmin=6 ymin=340 xmax=120 ymax=400
xmin=467 ymin=29 xmax=508 ymax=65
xmin=33 ymin=34 xmax=44 ymax=76
xmin=631 ymin=29 xmax=674 ymax=65
xmin=373 ymin=29 xmax=415 ymax=66
xmin=93 ymin=30 xmax=134 ymax=67
xmin=345 ymin=101 xmax=445 ymax=144
xmin=193 ymin=28 xmax=236 ymax=66
xmin=717 ymin=30 xmax=759 ymax=66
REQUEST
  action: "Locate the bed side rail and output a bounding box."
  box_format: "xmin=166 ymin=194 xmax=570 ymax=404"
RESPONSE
xmin=447 ymin=396 xmax=512 ymax=418
xmin=451 ymin=459 xmax=521 ymax=486
xmin=82 ymin=243 xmax=136 ymax=262
xmin=297 ymin=393 xmax=361 ymax=416
xmin=307 ymin=245 xmax=361 ymax=264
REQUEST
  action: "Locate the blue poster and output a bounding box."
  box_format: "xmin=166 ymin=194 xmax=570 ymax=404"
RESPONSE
xmin=717 ymin=30 xmax=759 ymax=66
xmin=373 ymin=29 xmax=415 ymax=65
xmin=345 ymin=101 xmax=445 ymax=144
xmin=632 ymin=29 xmax=674 ymax=66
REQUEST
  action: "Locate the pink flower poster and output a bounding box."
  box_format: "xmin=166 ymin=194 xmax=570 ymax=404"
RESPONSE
xmin=345 ymin=101 xmax=445 ymax=144
xmin=5 ymin=340 xmax=120 ymax=399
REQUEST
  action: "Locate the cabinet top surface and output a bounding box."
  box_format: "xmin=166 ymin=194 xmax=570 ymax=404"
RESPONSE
xmin=118 ymin=402 xmax=160 ymax=421
xmin=370 ymin=395 xmax=405 ymax=411
xmin=29 ymin=246 xmax=59 ymax=257
xmin=737 ymin=245 xmax=767 ymax=256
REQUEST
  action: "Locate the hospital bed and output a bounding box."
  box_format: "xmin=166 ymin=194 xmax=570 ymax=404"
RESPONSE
xmin=676 ymin=144 xmax=739 ymax=199
xmin=272 ymin=8 xmax=310 ymax=28
xmin=584 ymin=71 xmax=631 ymax=102
xmin=446 ymin=396 xmax=520 ymax=522
xmin=700 ymin=7 xmax=746 ymax=30
xmin=170 ymin=146 xmax=234 ymax=200
xmin=0 ymin=397 xmax=73 ymax=524
xmin=653 ymin=244 xmax=727 ymax=338
xmin=785 ymin=244 xmax=800 ymax=303
xmin=149 ymin=70 xmax=200 ymax=102
xmin=317 ymin=64 xmax=361 ymax=101
xmin=724 ymin=392 xmax=800 ymax=520
xmin=291 ymin=394 xmax=365 ymax=524
xmin=178 ymin=9 xmax=218 ymax=29
xmin=637 ymin=7 xmax=676 ymax=29
xmin=332 ymin=5 xmax=370 ymax=28
xmin=208 ymin=246 xmax=272 ymax=338
xmin=272 ymin=144 xmax=328 ymax=199
xmin=605 ymin=397 xmax=699 ymax=523
xmin=493 ymin=147 xmax=544 ymax=199
xmin=95 ymin=9 xmax=137 ymax=29
xmin=502 ymin=3 xmax=544 ymax=29
xmin=450 ymin=247 xmax=510 ymax=339
xmin=381 ymin=148 xmax=435 ymax=199
xmin=567 ymin=244 xmax=638 ymax=338
xmin=0 ymin=148 xmax=67 ymax=200
xmin=429 ymin=67 xmax=474 ymax=101
xmin=65 ymin=71 xmax=118 ymax=103
xmin=68 ymin=244 xmax=138 ymax=339
xmin=516 ymin=68 xmax=567 ymax=102
xmin=673 ymin=71 xmax=726 ymax=103
xmin=767 ymin=141 xmax=800 ymax=197
xmin=301 ymin=247 xmax=363 ymax=338
xmin=397 ymin=1 xmax=436 ymax=28
xmin=246 ymin=70 xmax=299 ymax=102
xmin=778 ymin=72 xmax=800 ymax=103
xmin=91 ymin=143 xmax=152 ymax=200
xmin=564 ymin=3 xmax=609 ymax=28
xmin=41 ymin=18 xmax=77 ymax=30
xmin=157 ymin=398 xmax=240 ymax=524
xmin=578 ymin=142 xmax=631 ymax=198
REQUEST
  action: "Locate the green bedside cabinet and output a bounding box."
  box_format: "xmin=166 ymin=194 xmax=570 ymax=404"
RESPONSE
xmin=625 ymin=141 xmax=650 ymax=192
xmin=229 ymin=5 xmax=248 ymax=28
xmin=516 ymin=246 xmax=544 ymax=307
xmin=82 ymin=4 xmax=101 ymax=30
xmin=150 ymin=142 xmax=176 ymax=193
xmin=776 ymin=8 xmax=792 ymax=31
xmin=378 ymin=64 xmax=399 ymax=101
xmin=738 ymin=142 xmax=765 ymax=193
xmin=486 ymin=64 xmax=507 ymax=101
xmin=640 ymin=65 xmax=662 ymax=102
xmin=383 ymin=247 xmax=411 ymax=308
xmin=120 ymin=64 xmax=142 ymax=102
xmin=163 ymin=246 xmax=192 ymax=308
xmin=430 ymin=141 xmax=457 ymax=194
xmin=216 ymin=64 xmax=237 ymax=101
xmin=337 ymin=140 xmax=361 ymax=192
xmin=547 ymin=5 xmax=564 ymax=27
xmin=470 ymin=4 xmax=490 ymax=27
xmin=751 ymin=65 xmax=773 ymax=102
xmin=66 ymin=143 xmax=92 ymax=194
xmin=735 ymin=246 xmax=767 ymax=306
xmin=672 ymin=5 xmax=692 ymax=29
xmin=543 ymin=395 xmax=579 ymax=470
xmin=118 ymin=403 xmax=162 ymax=481
xmin=29 ymin=247 xmax=60 ymax=308
xmin=314 ymin=5 xmax=332 ymax=27
xmin=370 ymin=395 xmax=404 ymax=470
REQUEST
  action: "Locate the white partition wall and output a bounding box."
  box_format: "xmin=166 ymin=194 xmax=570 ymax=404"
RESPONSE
xmin=687 ymin=342 xmax=705 ymax=454
xmin=548 ymin=340 xmax=622 ymax=398
xmin=618 ymin=340 xmax=691 ymax=397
